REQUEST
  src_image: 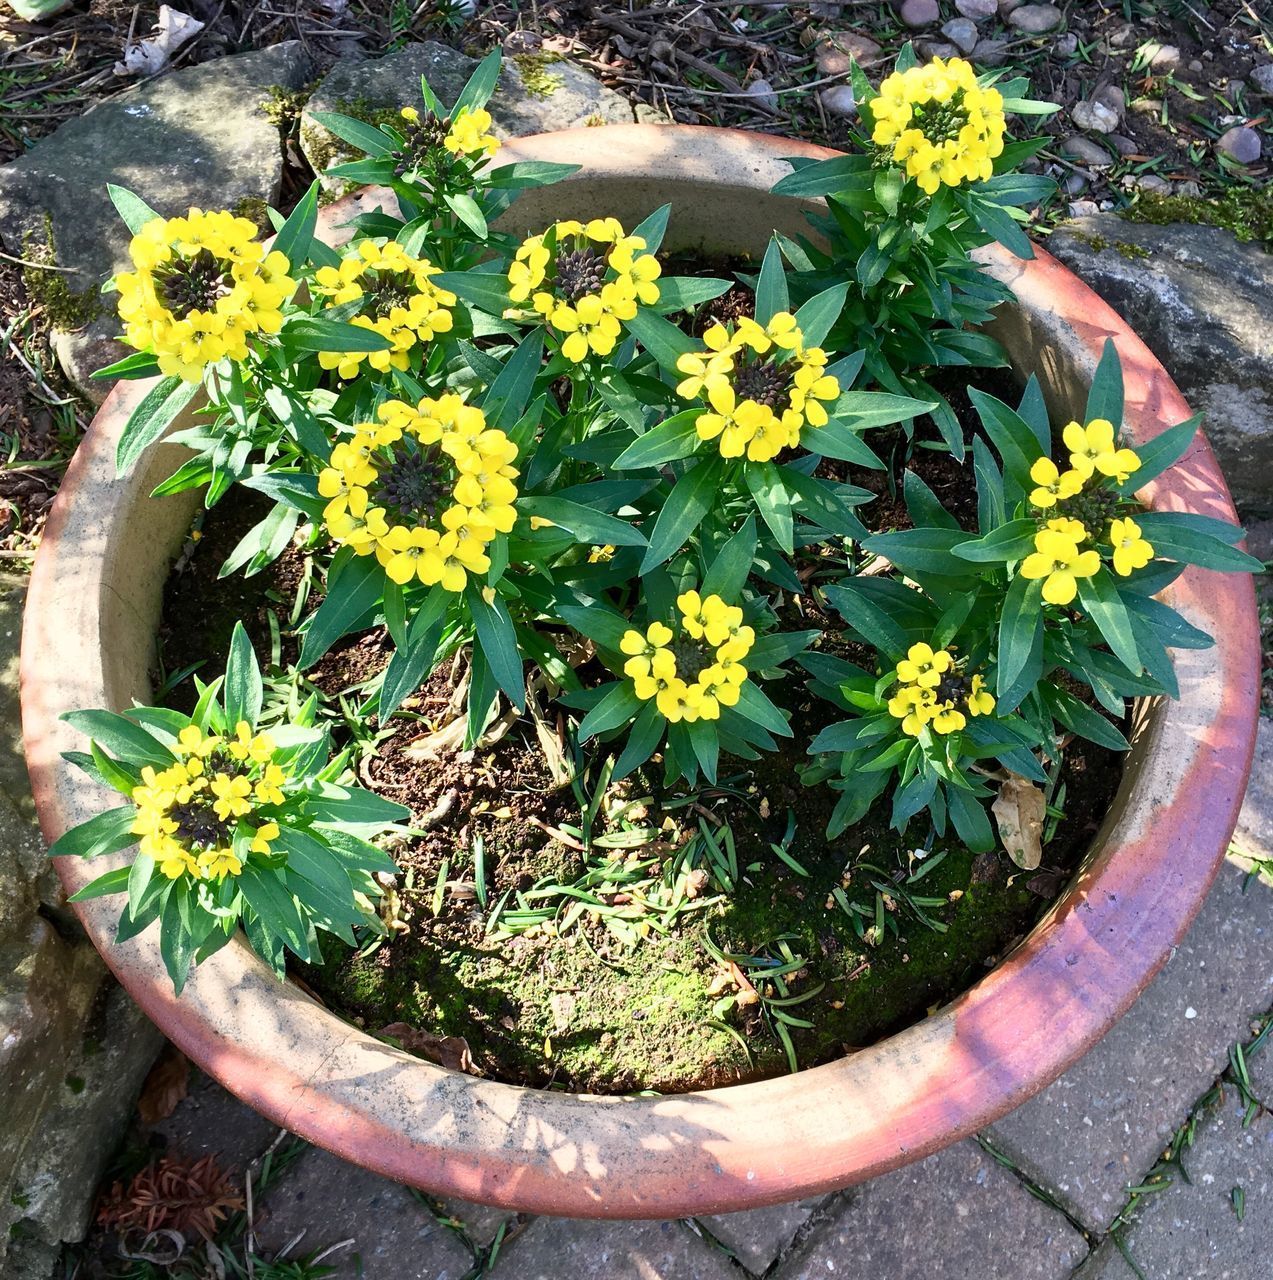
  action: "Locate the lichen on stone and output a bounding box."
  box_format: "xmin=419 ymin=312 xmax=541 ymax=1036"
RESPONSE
xmin=20 ymin=217 xmax=101 ymax=329
xmin=1121 ymin=187 xmax=1273 ymax=248
xmin=511 ymin=53 xmax=565 ymax=99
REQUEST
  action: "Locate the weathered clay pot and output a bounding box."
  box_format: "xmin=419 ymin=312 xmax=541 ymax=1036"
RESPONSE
xmin=21 ymin=126 xmax=1260 ymax=1217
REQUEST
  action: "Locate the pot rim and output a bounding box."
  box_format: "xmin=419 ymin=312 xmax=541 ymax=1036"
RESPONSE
xmin=20 ymin=124 xmax=1260 ymax=1218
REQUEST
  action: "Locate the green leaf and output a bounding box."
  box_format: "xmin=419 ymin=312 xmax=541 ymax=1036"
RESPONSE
xmin=996 ymin=574 xmax=1044 ymax=703
xmin=1085 ymin=339 xmax=1124 ymax=428
xmin=48 ymin=805 xmax=137 ymax=860
xmin=62 ymin=710 xmax=174 ymax=767
xmin=240 ymin=470 xmax=325 ymax=520
xmin=1044 ymin=686 xmax=1130 ymax=751
xmin=792 ymin=282 xmax=849 ymax=350
xmin=612 ymin=701 xmax=664 ymax=779
xmin=308 ymin=110 xmax=395 ymax=157
xmin=746 ymin=629 xmax=816 ymax=670
xmin=952 ymin=519 xmax=1039 ymax=563
xmin=804 ymin=419 xmax=886 ymax=469
xmin=744 ymin=462 xmax=794 ymax=551
xmin=754 ymin=238 xmax=789 ymax=325
xmin=223 ymin=621 xmax=263 ymax=731
xmin=444 ymin=191 xmax=488 ymax=238
xmin=831 ymin=391 xmax=935 ymax=432
xmin=631 ymin=203 xmax=672 ymax=255
xmin=771 ymin=154 xmax=872 ymax=197
xmin=482 ymin=329 xmax=543 ymax=426
xmin=701 ymin=516 xmax=756 ymax=599
xmin=466 ymin=587 xmax=525 ymax=709
xmin=299 ymin=552 xmax=383 ymax=668
xmin=107 ymin=184 xmax=160 ymax=234
xmin=306 ymin=784 xmax=410 ymax=832
xmin=968 ymin=194 xmax=1034 ymax=260
xmin=686 ymin=718 xmax=720 ymax=783
xmin=641 ymin=459 xmax=720 ymax=572
xmin=861 ymin=528 xmax=973 ymax=578
xmin=434 ymin=270 xmax=510 ymax=315
xmin=67 ymin=865 xmax=133 ymax=902
xmin=968 ymin=388 xmax=1040 ymax=503
xmin=238 ymin=863 xmax=311 ymax=960
xmin=115 ymin=376 xmax=201 ymax=476
xmin=1132 ymin=514 xmax=1261 ymax=571
xmin=280 ymin=315 xmax=393 ymax=354
xmin=517 ymin=494 xmax=646 ymax=546
xmin=455 ymin=48 xmax=502 ymax=112
xmin=485 ymin=160 xmax=581 ymax=189
xmin=91 ymin=351 xmax=161 ymax=382
xmin=946 ymin=786 xmax=994 ymax=852
xmin=578 ymin=682 xmax=642 ymax=741
xmin=613 ymin=410 xmax=703 ymax=470
xmin=625 ymin=307 xmax=696 ymax=370
xmin=902 ymin=470 xmax=958 ymax=530
xmin=273 ymin=827 xmax=358 ymax=911
xmin=273 ymin=180 xmax=320 ymax=268
xmin=654 ymin=277 xmax=733 ymax=313
xmin=823 ymin=581 xmax=909 ymax=659
xmin=377 ymin=585 xmax=449 ymax=721
xmin=1119 ymin=416 xmax=1199 ymax=494
xmin=1078 ymin=569 xmax=1142 ymax=675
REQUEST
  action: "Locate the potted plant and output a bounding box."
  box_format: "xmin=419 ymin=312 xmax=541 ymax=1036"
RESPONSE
xmin=21 ymin=52 xmax=1260 ymax=1216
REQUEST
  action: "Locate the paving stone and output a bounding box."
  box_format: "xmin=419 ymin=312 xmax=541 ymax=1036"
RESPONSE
xmin=300 ymin=41 xmax=636 ymax=193
xmin=253 ymin=1146 xmax=474 ymax=1279
xmin=430 ymin=1195 xmax=514 ymax=1250
xmin=488 ymin=1216 xmax=738 ymax=1279
xmin=1073 ymin=1095 xmax=1273 ymax=1280
xmin=1247 ymin=1039 xmax=1273 ymax=1107
xmin=774 ymin=1139 xmax=1087 ymax=1279
xmin=145 ymin=1066 xmax=282 ymax=1175
xmin=698 ymin=1196 xmax=826 ymax=1275
xmin=0 ymin=42 xmax=313 ymax=402
xmin=984 ymin=859 xmax=1273 ymax=1232
xmin=1232 ymin=715 xmax=1273 ymax=860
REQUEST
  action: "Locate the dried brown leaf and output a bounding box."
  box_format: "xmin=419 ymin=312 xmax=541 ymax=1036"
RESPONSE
xmin=380 ymin=1023 xmax=479 ymax=1075
xmin=992 ymin=773 xmax=1047 ymax=871
xmin=136 ymin=1047 xmax=189 ymax=1125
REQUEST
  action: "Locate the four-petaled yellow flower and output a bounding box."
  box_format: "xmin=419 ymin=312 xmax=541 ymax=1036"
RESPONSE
xmin=887 ymin=641 xmax=995 ymax=737
xmin=1062 ymin=419 xmax=1142 ymax=484
xmin=871 ymin=57 xmax=1006 ymax=195
xmin=895 ymin=642 xmax=952 ymax=689
xmin=1021 ymin=527 xmax=1101 ymax=605
xmin=1109 ymin=516 xmax=1154 ymax=577
xmin=1028 ymin=457 xmax=1085 ymax=509
xmin=444 ymin=106 xmax=499 ymax=158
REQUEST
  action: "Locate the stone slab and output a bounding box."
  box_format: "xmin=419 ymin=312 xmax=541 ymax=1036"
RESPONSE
xmin=253 ymin=1145 xmax=475 ymax=1279
xmin=0 ymin=43 xmax=313 ymax=401
xmin=984 ymin=859 xmax=1273 ymax=1232
xmin=773 ymin=1138 xmax=1088 ymax=1279
xmin=300 ymin=41 xmax=636 ymax=192
xmin=1074 ymin=1095 xmax=1273 ymax=1280
xmin=698 ymin=1196 xmax=827 ymax=1275
xmin=145 ymin=1065 xmax=282 ymax=1175
xmin=488 ymin=1216 xmax=739 ymax=1280
xmin=1049 ymin=214 xmax=1273 ymax=517
xmin=1233 ymin=715 xmax=1273 ymax=861
xmin=431 ymin=1196 xmax=515 ymax=1250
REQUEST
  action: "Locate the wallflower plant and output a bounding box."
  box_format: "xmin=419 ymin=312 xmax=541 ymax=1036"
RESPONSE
xmin=72 ymin=47 xmax=1257 ymax=990
xmin=49 ymin=624 xmax=408 ymax=991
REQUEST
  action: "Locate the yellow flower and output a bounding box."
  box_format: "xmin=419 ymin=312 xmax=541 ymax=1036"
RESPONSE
xmin=1045 ymin=516 xmax=1089 ymax=543
xmin=198 ymin=846 xmax=243 ymax=880
xmin=249 ymin=821 xmax=280 ymax=855
xmin=254 ymin=763 xmax=287 ymax=806
xmin=157 ymin=840 xmax=200 ymax=880
xmin=967 ymin=674 xmax=996 ymax=717
xmin=896 ymin=642 xmax=952 ymax=689
xmin=588 ymin=544 xmax=615 ymax=563
xmin=228 ymin=721 xmax=275 ymax=765
xmin=114 ymin=208 xmax=296 ymax=381
xmin=1028 ymin=457 xmax=1085 ymax=508
xmin=210 ymin=773 xmax=253 ymax=821
xmin=695 ymin=382 xmax=783 ymax=461
xmin=1020 ymin=527 xmax=1102 ymax=605
xmin=871 ymin=58 xmax=1004 ymax=194
xmin=675 ymin=326 xmax=737 ymax=399
xmin=313 ymin=240 xmax=455 ymax=380
xmin=444 ymin=106 xmax=499 ymax=158
xmin=1109 ymin=516 xmax=1154 ymax=576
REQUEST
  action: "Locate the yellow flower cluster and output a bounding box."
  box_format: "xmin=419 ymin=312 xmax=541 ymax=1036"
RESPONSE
xmin=619 ymin=592 xmax=754 ymax=723
xmin=129 ymin=723 xmax=285 ymax=881
xmin=886 ymin=643 xmax=995 ymax=737
xmin=312 ymin=241 xmax=456 ymax=380
xmin=1023 ymin=424 xmax=1151 ymax=599
xmin=399 ymin=105 xmax=500 ymax=159
xmin=508 ymin=218 xmax=661 ymax=363
xmin=871 ymin=57 xmax=1006 ymax=195
xmin=675 ymin=313 xmax=840 ymax=462
xmin=116 ymin=209 xmax=296 ymax=382
xmin=318 ymin=395 xmax=518 ymax=591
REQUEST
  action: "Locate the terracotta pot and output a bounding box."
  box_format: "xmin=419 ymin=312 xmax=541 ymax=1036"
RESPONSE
xmin=21 ymin=126 xmax=1260 ymax=1217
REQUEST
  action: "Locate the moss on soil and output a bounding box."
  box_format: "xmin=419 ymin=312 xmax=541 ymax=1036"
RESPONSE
xmin=1120 ymin=187 xmax=1273 ymax=247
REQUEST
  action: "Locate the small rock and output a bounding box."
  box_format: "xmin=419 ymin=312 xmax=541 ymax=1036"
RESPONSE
xmin=898 ymin=0 xmax=940 ymax=28
xmin=956 ymin=0 xmax=998 ymax=17
xmin=1128 ymin=173 xmax=1172 ymax=194
xmin=814 ymin=31 xmax=882 ymax=77
xmin=1094 ymin=84 xmax=1126 ymax=119
xmin=942 ymin=18 xmax=979 ymax=53
xmin=1072 ymin=98 xmax=1120 ymax=134
xmin=1108 ymin=133 xmax=1138 ymax=156
xmin=1007 ymin=4 xmax=1063 ymax=34
xmin=502 ymin=30 xmax=542 ymax=54
xmin=819 ymin=84 xmax=858 ymax=118
xmin=1250 ymin=64 xmax=1273 ymax=94
xmin=1216 ymin=125 xmax=1262 ymax=165
xmin=744 ymin=78 xmax=778 ymax=113
xmin=1174 ymin=179 xmax=1202 ymax=197
xmin=1062 ymin=171 xmax=1087 ymax=196
xmin=1188 ymin=59 xmax=1203 ymax=73
xmin=917 ymin=39 xmax=958 ymax=61
xmin=1067 ymin=199 xmax=1100 ymax=217
xmin=1059 ymin=134 xmax=1112 ymax=168
xmin=1143 ymin=41 xmax=1181 ymax=72
xmin=1053 ymin=32 xmax=1078 ymax=57
xmin=998 ymin=0 xmax=1025 ymax=14
xmin=971 ymin=38 xmax=1010 ymax=67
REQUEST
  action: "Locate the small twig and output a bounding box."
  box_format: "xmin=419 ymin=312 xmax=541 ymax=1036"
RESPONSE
xmin=0 ymin=248 xmax=82 ymax=274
